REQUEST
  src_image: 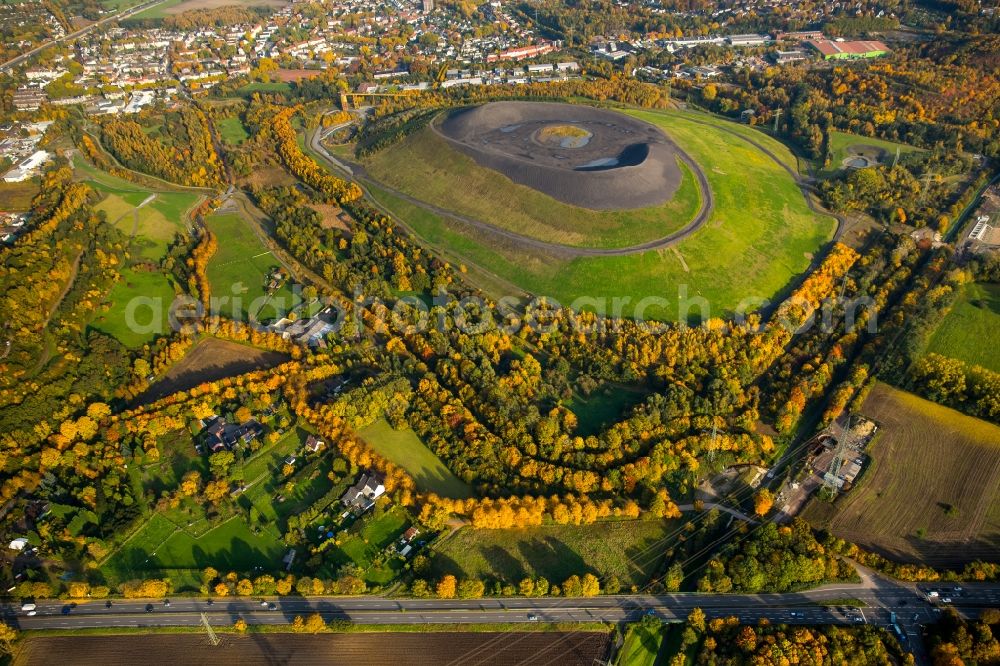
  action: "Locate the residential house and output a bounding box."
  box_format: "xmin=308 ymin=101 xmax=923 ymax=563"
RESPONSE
xmin=304 ymin=435 xmax=325 ymax=453
xmin=341 ymin=471 xmax=385 ymax=513
xmin=201 ymin=415 xmax=264 ymax=452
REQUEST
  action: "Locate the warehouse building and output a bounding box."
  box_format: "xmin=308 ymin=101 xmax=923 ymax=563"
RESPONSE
xmin=806 ymin=38 xmax=890 ymax=60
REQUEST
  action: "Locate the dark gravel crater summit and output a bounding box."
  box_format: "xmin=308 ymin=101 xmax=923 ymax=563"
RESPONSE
xmin=436 ymin=101 xmax=683 ymax=210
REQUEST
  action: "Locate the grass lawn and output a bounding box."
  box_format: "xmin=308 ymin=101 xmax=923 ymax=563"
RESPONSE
xmin=363 ymin=126 xmax=701 ymax=249
xmin=431 ymin=519 xmax=681 ymax=587
xmin=90 ymin=267 xmax=177 ymax=347
xmin=204 ymin=212 xmax=301 ymax=322
xmin=100 ymin=190 xmax=198 ymax=260
xmin=100 ymin=513 xmax=179 ymax=585
xmin=366 ymin=107 xmax=836 ymax=320
xmin=925 ymin=282 xmax=1000 ymax=372
xmin=102 ymin=511 xmax=285 ymax=591
xmin=153 ymin=516 xmax=285 ymax=571
xmin=357 ymin=418 xmax=473 ymax=498
xmin=566 ymin=385 xmax=646 ymax=437
xmin=620 ymin=622 xmax=669 ymax=666
xmin=218 ymin=116 xmax=250 ymax=145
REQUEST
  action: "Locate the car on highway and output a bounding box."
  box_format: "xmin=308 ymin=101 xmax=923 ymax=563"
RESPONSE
xmin=941 ymin=597 xmax=952 ymax=604
xmin=527 ymin=614 xmax=538 ymax=621
xmin=25 ymin=610 xmax=36 ymax=616
xmin=268 ymin=603 xmax=277 ymax=611
xmin=260 ymin=600 xmax=269 ymax=608
xmin=105 ymin=600 xmax=113 ymax=608
xmin=145 ymin=604 xmax=154 ymax=613
xmin=790 ymin=612 xmax=803 ymax=618
xmin=61 ymin=606 xmax=71 ymax=615
xmin=20 ymin=603 xmax=36 ymax=613
xmin=163 ymin=599 xmax=170 ymax=607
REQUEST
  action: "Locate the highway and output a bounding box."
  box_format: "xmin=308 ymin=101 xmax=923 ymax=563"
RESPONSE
xmin=7 ymin=580 xmax=999 ymax=632
xmin=6 ymin=572 xmax=998 ymax=665
xmin=0 ymin=0 xmax=170 ymax=73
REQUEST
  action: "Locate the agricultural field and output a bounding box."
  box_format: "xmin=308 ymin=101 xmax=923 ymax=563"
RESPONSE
xmin=364 ymin=107 xmax=835 ymax=320
xmin=217 ymin=116 xmax=250 ymax=145
xmin=803 ymin=383 xmax=1000 ymax=567
xmin=204 ymin=211 xmax=301 ymax=321
xmin=0 ymin=178 xmax=39 ymax=209
xmin=358 ymin=418 xmax=473 ymax=498
xmin=138 ymin=337 xmax=288 ymax=405
xmin=130 ymin=0 xmax=283 ymax=19
xmin=14 ymin=632 xmax=612 ymax=666
xmin=925 ymin=282 xmax=1000 ymax=372
xmin=431 ymin=519 xmax=681 ymax=588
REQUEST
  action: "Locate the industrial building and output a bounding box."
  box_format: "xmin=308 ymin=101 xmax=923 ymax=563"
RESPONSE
xmin=806 ymin=38 xmax=890 ymax=60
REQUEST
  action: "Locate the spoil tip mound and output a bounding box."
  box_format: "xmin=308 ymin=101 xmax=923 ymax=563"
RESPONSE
xmin=437 ymin=101 xmax=684 ymax=210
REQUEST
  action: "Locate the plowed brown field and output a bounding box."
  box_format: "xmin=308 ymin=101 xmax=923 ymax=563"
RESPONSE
xmin=804 ymin=383 xmax=1000 ymax=567
xmin=14 ymin=631 xmax=611 ymax=666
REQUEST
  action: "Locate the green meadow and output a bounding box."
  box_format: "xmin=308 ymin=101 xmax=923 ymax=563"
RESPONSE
xmin=926 ymin=282 xmax=1000 ymax=372
xmin=358 ymin=418 xmax=473 ymax=498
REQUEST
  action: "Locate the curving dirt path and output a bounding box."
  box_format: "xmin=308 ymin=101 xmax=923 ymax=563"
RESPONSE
xmin=311 ymin=109 xmax=844 ymax=258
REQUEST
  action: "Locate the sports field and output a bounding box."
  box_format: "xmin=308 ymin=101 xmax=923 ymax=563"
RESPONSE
xmin=365 ymin=107 xmax=835 ymax=320
xmin=431 ymin=519 xmax=680 ymax=588
xmin=204 ymin=211 xmax=300 ymax=321
xmin=358 ymin=417 xmax=473 ymax=498
xmin=925 ymin=282 xmax=1000 ymax=372
xmin=803 ymin=383 xmax=1000 ymax=567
